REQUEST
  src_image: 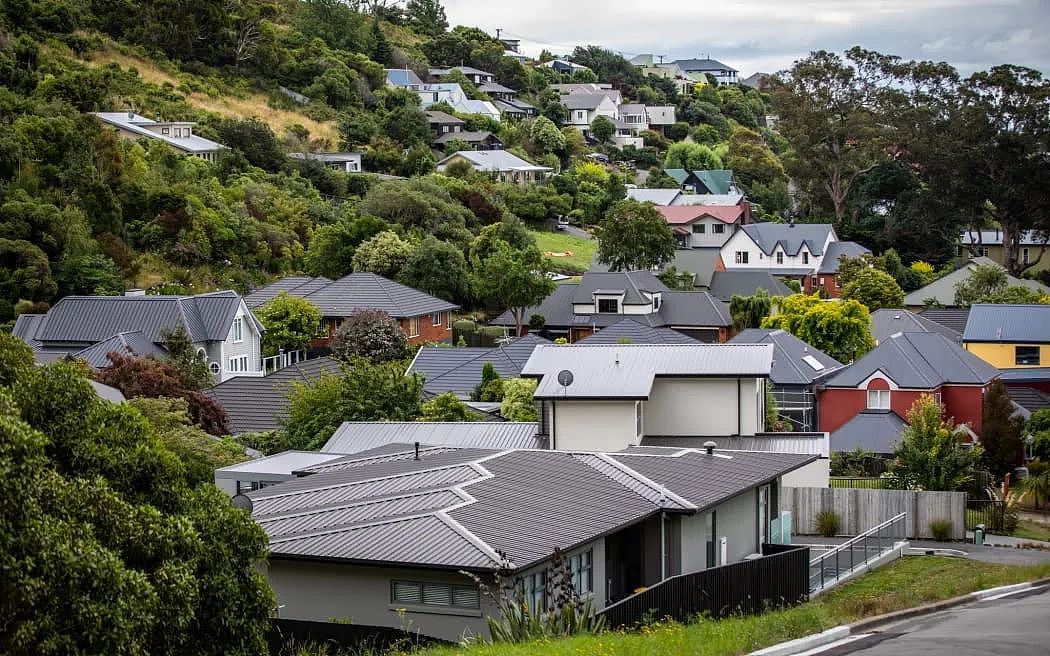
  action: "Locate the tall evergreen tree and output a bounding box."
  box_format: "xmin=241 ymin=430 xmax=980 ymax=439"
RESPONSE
xmin=368 ymin=18 xmax=391 ymax=66
xmin=981 ymin=379 xmax=1026 ymax=478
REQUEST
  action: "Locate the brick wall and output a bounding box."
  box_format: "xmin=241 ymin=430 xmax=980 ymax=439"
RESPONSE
xmin=311 ymin=311 xmax=454 ymax=348
xmin=802 ymin=273 xmax=842 ymax=298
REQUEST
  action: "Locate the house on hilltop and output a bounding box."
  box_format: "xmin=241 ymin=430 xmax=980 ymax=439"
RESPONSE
xmin=672 ymin=57 xmax=739 ymax=85
xmin=435 ymin=150 xmax=551 ymax=186
xmin=94 ymin=112 xmax=225 ymax=162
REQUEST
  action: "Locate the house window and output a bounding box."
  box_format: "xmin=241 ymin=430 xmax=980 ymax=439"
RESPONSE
xmin=979 ymin=246 xmax=989 ymax=257
xmin=161 ymin=127 xmax=170 ymax=135
xmin=174 ymin=128 xmax=183 ymax=137
xmin=518 ymin=570 xmax=546 ymax=613
xmin=349 ymin=162 xmax=359 ymax=172
xmin=819 ymin=277 xmax=826 ymax=286
xmin=776 ymin=252 xmax=784 ymax=265
xmin=692 ymin=224 xmax=706 ymax=234
xmin=735 ymin=251 xmax=749 ymax=264
xmin=391 ymin=581 xmax=480 ymax=610
xmin=802 ymin=252 xmax=810 ymax=265
xmin=1016 ymin=346 xmax=1040 ymax=366
xmin=569 ymin=550 xmax=593 ymax=595
xmin=597 ymin=298 xmax=619 ymax=313
xmin=208 ymin=362 xmax=221 ymax=375
xmin=232 ymin=317 xmax=243 ymax=343
xmin=1023 ymin=248 xmax=1031 ymax=265
xmin=432 ymin=312 xmax=442 ymax=327
xmin=713 ymin=224 xmax=725 ymax=234
xmin=576 ymin=111 xmax=585 ymax=121
xmin=228 ymin=355 xmax=248 ymax=373
xmin=635 ymin=401 xmax=643 ymax=437
xmin=408 ymin=317 xmax=421 ymax=338
xmin=934 ymin=392 xmax=943 ymax=406
xmin=867 ymin=389 xmax=891 ymax=410
xmin=445 ymin=313 xmax=452 ymax=330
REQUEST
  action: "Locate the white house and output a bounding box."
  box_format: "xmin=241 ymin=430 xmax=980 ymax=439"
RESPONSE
xmin=672 ymin=57 xmax=739 ymax=85
xmin=563 ymin=94 xmax=619 ymax=133
xmin=657 ymin=205 xmax=746 ymax=249
xmin=93 ymin=112 xmax=225 ymax=162
xmin=435 ymin=150 xmax=552 ymax=186
xmin=288 ymin=152 xmax=363 ymax=173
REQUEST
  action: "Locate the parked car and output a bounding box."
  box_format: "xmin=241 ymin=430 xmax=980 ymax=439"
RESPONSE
xmin=556 ymin=216 xmax=570 ymax=230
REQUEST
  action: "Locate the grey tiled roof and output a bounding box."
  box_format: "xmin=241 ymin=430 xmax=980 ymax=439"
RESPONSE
xmin=658 ymin=291 xmax=732 ymax=327
xmin=408 ymin=334 xmax=549 ymax=398
xmin=561 ymin=94 xmax=611 ymax=110
xmin=522 ymin=343 xmax=773 ymax=399
xmin=1006 ymin=386 xmax=1050 ymax=415
xmin=247 ymin=444 xmax=814 ymax=571
xmin=708 ymin=271 xmax=793 ymax=301
xmin=321 ymin=422 xmax=543 ymax=454
xmin=433 ymin=130 xmax=498 ymax=144
xmin=823 ymin=332 xmax=999 ymax=389
xmin=818 ymin=241 xmax=872 ymax=274
xmin=575 ymin=319 xmax=698 ymax=345
xmin=204 ymin=358 xmax=341 ymax=434
xmin=870 ymin=309 xmax=961 ymax=344
xmin=246 ymin=273 xmax=458 ymax=318
xmin=424 ymin=110 xmax=465 ymax=124
xmin=998 ymin=368 xmax=1050 ymax=383
xmin=740 ymin=223 xmax=834 ymax=256
xmin=73 ymin=331 xmax=166 ymax=368
xmin=570 ymin=271 xmax=668 ymax=305
xmin=963 ymin=304 xmax=1050 ymax=343
xmin=829 ymin=410 xmax=907 ymax=454
xmin=919 ymin=308 xmax=971 ymax=334
xmin=729 ymin=329 xmax=843 ymax=386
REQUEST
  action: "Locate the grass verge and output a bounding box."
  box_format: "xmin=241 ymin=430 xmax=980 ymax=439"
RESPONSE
xmin=1012 ymin=519 xmax=1050 ymax=542
xmin=530 ymin=230 xmax=597 ymax=275
xmin=408 ymin=557 xmax=1050 ymax=656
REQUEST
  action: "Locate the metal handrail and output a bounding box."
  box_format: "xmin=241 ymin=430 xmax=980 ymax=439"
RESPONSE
xmin=810 ymin=512 xmax=906 ymax=592
xmin=810 ymin=512 xmax=906 ymax=567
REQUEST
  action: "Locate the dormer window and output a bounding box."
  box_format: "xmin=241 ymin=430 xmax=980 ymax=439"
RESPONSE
xmin=597 ymin=298 xmax=619 ymax=313
xmin=803 ymin=252 xmax=810 ymax=265
xmin=652 ymin=293 xmax=662 ymax=311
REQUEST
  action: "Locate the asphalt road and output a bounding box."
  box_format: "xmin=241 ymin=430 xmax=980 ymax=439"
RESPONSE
xmin=805 ymin=585 xmax=1050 ymax=656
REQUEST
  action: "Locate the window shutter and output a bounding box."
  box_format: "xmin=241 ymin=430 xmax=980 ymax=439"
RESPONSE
xmin=422 ymin=583 xmax=452 ymax=606
xmin=393 ymin=581 xmax=422 ymax=604
xmin=453 ymin=586 xmax=480 ymax=608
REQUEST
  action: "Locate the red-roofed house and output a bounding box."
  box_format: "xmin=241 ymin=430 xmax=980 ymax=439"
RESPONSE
xmin=657 ymin=205 xmax=746 ymax=249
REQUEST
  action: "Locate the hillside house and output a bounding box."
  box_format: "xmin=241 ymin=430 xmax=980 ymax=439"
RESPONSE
xmin=672 ymin=57 xmax=739 ymax=85
xmin=562 ymin=94 xmax=620 ymax=134
xmin=657 ymin=204 xmax=747 ymax=249
xmin=94 ymin=112 xmax=225 ymax=162
xmin=425 ymin=110 xmax=466 ymax=137
xmin=428 ymin=66 xmax=495 ymax=85
xmin=958 ymin=229 xmax=1050 ymax=273
xmin=435 ymin=150 xmax=551 ymax=186
xmin=287 ymin=151 xmax=362 ymax=173
xmin=433 ymin=130 xmax=504 ymax=151
xmin=665 ymin=169 xmax=739 ymax=195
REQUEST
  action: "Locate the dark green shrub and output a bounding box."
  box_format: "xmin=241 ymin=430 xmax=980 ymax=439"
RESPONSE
xmin=929 ymin=519 xmax=954 ymax=542
xmin=816 ymin=510 xmax=841 ymax=537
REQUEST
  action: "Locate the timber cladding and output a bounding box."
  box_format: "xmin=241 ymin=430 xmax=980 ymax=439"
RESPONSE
xmin=785 ymin=487 xmax=966 ymax=540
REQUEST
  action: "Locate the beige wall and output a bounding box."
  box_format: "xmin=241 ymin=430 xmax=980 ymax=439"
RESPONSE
xmin=552 ymin=400 xmax=639 ymax=451
xmin=781 ymin=459 xmax=829 ymax=488
xmin=643 ymin=378 xmax=763 ymax=436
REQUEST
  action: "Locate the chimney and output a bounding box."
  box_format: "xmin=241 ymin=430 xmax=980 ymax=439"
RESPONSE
xmin=414 ymin=442 xmax=420 ymax=461
xmin=124 ymin=288 xmax=146 ymax=297
xmin=703 ymin=440 xmax=716 ymax=455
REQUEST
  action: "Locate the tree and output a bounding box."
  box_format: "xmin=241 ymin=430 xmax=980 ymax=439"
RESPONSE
xmin=589 ymin=115 xmax=615 ymax=144
xmin=162 ymin=325 xmax=213 ymax=390
xmin=471 ymin=362 xmax=504 ymax=402
xmin=730 ymin=290 xmax=772 ymax=330
xmin=368 ymin=18 xmax=391 ymax=65
xmin=283 ymin=359 xmax=423 ymax=450
xmin=952 ymin=264 xmax=1046 ymax=306
xmin=840 ymin=268 xmax=904 ymax=310
xmin=500 ymin=377 xmax=538 ymax=421
xmin=472 ymin=242 xmax=556 ymax=337
xmin=529 ymin=116 xmax=566 ymax=157
xmin=398 ymin=235 xmax=471 ymax=303
xmin=54 ymin=254 xmax=124 ymax=297
xmin=663 ymin=142 xmax=724 ymax=171
xmin=595 ymin=199 xmax=676 ymax=272
xmin=892 ymin=394 xmax=983 ymax=490
xmin=761 ymin=293 xmax=875 ymax=362
xmin=0 ymin=238 xmax=56 ymax=306
xmin=330 ymin=309 xmax=408 ymax=364
xmin=352 ymin=230 xmax=414 ymax=278
xmin=304 ymin=215 xmax=386 ymax=279
xmin=254 ymin=292 xmax=323 ymax=357
xmin=981 ymin=379 xmax=1025 ymax=478
xmin=384 ymin=104 xmax=430 ymax=147
xmin=420 ymin=392 xmax=477 ymax=421
xmin=726 ymin=126 xmax=785 ymax=186
xmin=405 ymin=0 xmax=447 ymax=37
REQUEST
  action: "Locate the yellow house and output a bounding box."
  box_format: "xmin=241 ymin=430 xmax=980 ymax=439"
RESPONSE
xmin=962 ymin=303 xmax=1050 ymax=369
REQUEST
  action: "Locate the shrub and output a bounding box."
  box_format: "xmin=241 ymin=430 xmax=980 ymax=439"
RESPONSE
xmin=816 ymin=510 xmax=841 ymax=537
xmin=929 ymin=519 xmax=954 ymax=542
xmin=453 ymin=319 xmax=477 ymax=333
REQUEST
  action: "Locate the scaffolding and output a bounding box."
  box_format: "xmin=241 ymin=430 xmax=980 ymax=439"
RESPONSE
xmin=772 ymin=386 xmax=818 ymax=432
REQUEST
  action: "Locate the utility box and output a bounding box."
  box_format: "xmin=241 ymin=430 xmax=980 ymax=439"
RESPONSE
xmin=974 ymin=524 xmax=985 ymax=545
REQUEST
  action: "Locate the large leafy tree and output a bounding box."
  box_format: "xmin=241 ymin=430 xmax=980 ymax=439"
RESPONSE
xmin=761 ymin=293 xmax=874 ymax=362
xmin=330 ymin=309 xmax=408 ymax=364
xmin=397 ymin=235 xmax=471 ymax=303
xmin=589 ymin=115 xmax=615 ymax=144
xmin=472 ymin=242 xmax=555 ymax=337
xmin=952 ymin=264 xmax=1047 ymax=306
xmin=500 ymin=378 xmax=538 ymax=422
xmin=405 ymin=0 xmax=447 ymax=37
xmin=351 ymin=230 xmax=415 ymax=279
xmin=729 ymin=290 xmax=772 ymax=330
xmin=892 ymin=394 xmax=983 ymax=491
xmin=254 ymin=292 xmax=323 ymax=356
xmin=595 ymin=199 xmax=676 ymax=272
xmin=840 ymin=268 xmax=904 ymax=310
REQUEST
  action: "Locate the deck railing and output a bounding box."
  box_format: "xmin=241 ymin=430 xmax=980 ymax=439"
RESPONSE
xmin=809 ymin=512 xmax=907 ymax=593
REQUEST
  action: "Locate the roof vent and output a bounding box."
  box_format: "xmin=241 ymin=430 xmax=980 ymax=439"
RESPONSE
xmin=703 ymin=440 xmax=716 ymax=455
xmin=231 ymin=494 xmax=253 ymax=513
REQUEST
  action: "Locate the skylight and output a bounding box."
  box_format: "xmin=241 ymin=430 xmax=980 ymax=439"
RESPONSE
xmin=802 ymin=355 xmax=825 ymax=371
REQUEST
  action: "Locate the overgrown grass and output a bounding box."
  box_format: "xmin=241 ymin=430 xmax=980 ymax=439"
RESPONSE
xmin=530 ymin=230 xmax=597 ymax=275
xmin=406 ymin=558 xmax=1050 ymax=656
xmin=1013 ymin=520 xmax=1050 ymax=542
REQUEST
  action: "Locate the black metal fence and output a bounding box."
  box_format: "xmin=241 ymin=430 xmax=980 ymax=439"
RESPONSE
xmin=597 ymin=545 xmax=810 ymax=629
xmin=829 ymin=477 xmax=902 ymax=490
xmin=267 ymin=618 xmax=446 ymax=655
xmin=966 ymin=499 xmax=1006 ymax=532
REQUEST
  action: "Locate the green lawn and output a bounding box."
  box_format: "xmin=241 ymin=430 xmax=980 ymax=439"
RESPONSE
xmin=406 ymin=558 xmax=1050 ymax=656
xmin=529 ymin=230 xmax=597 ymax=275
xmin=1013 ymin=519 xmax=1050 ymax=542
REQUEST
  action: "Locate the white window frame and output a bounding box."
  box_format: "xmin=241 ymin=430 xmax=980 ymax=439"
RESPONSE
xmin=735 ymin=251 xmax=749 ymax=264
xmin=692 ymin=224 xmax=705 ymax=234
xmin=432 ymin=312 xmax=442 ymax=327
xmin=517 ymin=570 xmax=546 ymax=614
xmin=867 ymin=389 xmax=891 ymax=410
xmin=713 ymin=223 xmax=725 ymax=234
xmin=802 ymin=252 xmax=810 ymax=265
xmin=1023 ymin=248 xmax=1031 ymax=265
xmin=231 ymin=316 xmax=243 ymax=343
xmin=596 ymin=297 xmax=619 ymax=314
xmin=776 ymin=252 xmax=784 ymax=265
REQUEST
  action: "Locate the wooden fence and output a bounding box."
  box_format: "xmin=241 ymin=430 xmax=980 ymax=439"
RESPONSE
xmin=784 ymin=487 xmax=966 ymax=540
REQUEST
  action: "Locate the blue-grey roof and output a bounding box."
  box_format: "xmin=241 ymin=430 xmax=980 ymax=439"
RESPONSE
xmin=963 ymin=304 xmax=1050 ymax=343
xmin=385 ymin=68 xmax=424 ymax=87
xmin=627 ymin=188 xmax=682 ymax=205
xmin=870 ymin=309 xmax=961 ymax=345
xmin=407 ymin=334 xmax=549 ymax=398
xmin=830 ymin=410 xmax=907 ymax=455
xmin=1006 ymin=386 xmax=1050 ymax=416
xmin=919 ymin=308 xmax=971 ymax=334
xmin=321 ymin=422 xmax=544 ymax=454
xmin=707 ymin=270 xmax=793 ymax=301
xmin=247 ymin=444 xmax=813 ymax=571
xmin=73 ymin=331 xmax=167 ymax=368
xmin=818 ymin=241 xmax=872 ymax=274
xmin=11 ymin=313 xmax=47 ymax=347
xmin=730 ymin=329 xmax=844 ymax=386
xmin=246 ymin=273 xmax=458 ymax=318
xmin=666 ymin=248 xmax=723 ymax=287
xmin=823 ymin=332 xmax=999 ymax=389
xmin=998 ymin=367 xmax=1050 ymax=383
xmin=673 ymin=58 xmax=738 ymax=73
xmin=740 ymin=223 xmax=835 ymax=257
xmin=575 ymin=319 xmax=698 ymax=345
xmin=204 ymin=358 xmax=341 ymax=434
xmin=88 ymin=380 xmax=126 ymax=404
xmin=570 ymin=270 xmax=667 ymax=305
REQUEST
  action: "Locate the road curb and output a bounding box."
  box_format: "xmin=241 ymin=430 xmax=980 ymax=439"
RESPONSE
xmin=748 ymin=576 xmax=1050 ymax=655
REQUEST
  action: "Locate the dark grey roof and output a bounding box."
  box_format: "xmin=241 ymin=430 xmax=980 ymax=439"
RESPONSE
xmin=870 ymin=309 xmax=961 ymax=345
xmin=407 ymin=334 xmax=549 ymax=398
xmin=493 ymin=99 xmax=535 ymax=114
xmin=729 ymin=329 xmax=844 ymax=386
xmin=667 ymin=248 xmax=723 ymax=287
xmin=248 ymin=444 xmax=813 ymax=571
xmin=88 ymin=380 xmax=126 ymax=404
xmin=425 ymin=110 xmax=466 ymax=125
xmin=33 ymin=291 xmax=250 ymax=346
xmin=963 ymin=304 xmax=1050 ymax=343
xmin=204 ymin=358 xmax=341 ymax=434
xmin=575 ymin=319 xmax=698 ymax=345
xmin=998 ymin=368 xmax=1050 ymax=383
xmin=247 ymin=273 xmax=458 ymax=318
xmin=823 ymin=332 xmax=1000 ymax=389
xmin=740 ymin=223 xmax=834 ymax=257
xmin=658 ymin=291 xmax=732 ymax=327
xmin=639 ymin=434 xmax=828 ymax=457
xmin=433 ymin=130 xmax=499 ymax=144
xmin=1006 ymin=386 xmax=1050 ymax=415
xmin=478 ymin=81 xmax=515 ymax=94
xmin=830 ymin=410 xmax=907 ymax=455
xmin=561 ymin=94 xmax=611 ymax=110
xmin=73 ymin=331 xmax=167 ymax=368
xmin=673 ymin=58 xmax=738 ymax=73
xmin=491 ymin=284 xmax=576 ymax=327
xmin=570 ymin=271 xmax=669 ymax=305
xmin=11 ymin=313 xmax=47 ymax=346
xmin=818 ymin=241 xmax=872 ymax=274
xmin=321 ymin=422 xmax=543 ymax=454
xmin=707 ymin=270 xmax=793 ymax=301
xmin=919 ymin=308 xmax=971 ymax=334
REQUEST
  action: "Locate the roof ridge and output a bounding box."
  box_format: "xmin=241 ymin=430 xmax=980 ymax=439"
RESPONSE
xmin=582 ymin=453 xmax=696 ymax=511
xmin=250 ymin=460 xmax=479 ymax=501
xmin=435 ymin=512 xmax=510 ymax=568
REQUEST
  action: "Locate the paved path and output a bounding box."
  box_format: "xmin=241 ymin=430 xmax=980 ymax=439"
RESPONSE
xmin=798 ymin=585 xmax=1050 ymax=655
xmin=793 ymin=535 xmax=1050 ymax=566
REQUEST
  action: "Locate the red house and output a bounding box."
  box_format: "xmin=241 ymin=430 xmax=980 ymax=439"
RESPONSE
xmin=818 ymin=332 xmax=999 ymax=439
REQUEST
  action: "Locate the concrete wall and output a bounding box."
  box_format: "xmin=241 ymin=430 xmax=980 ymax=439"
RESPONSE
xmin=784 ymin=487 xmax=966 ymax=540
xmin=264 ymin=560 xmax=498 ymax=642
xmin=643 ymin=378 xmax=762 ymax=436
xmin=551 ymin=400 xmax=638 ymax=450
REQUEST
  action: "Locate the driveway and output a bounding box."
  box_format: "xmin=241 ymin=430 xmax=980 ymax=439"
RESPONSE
xmin=794 ymin=535 xmax=1050 ymax=566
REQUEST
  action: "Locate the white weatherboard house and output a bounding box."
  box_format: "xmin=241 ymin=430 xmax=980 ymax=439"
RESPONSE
xmin=93 ymin=112 xmax=225 ymax=162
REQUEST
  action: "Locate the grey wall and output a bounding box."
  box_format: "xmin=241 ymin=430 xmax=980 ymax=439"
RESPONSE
xmin=784 ymin=487 xmax=966 ymax=540
xmin=715 ymin=489 xmax=762 ymax=563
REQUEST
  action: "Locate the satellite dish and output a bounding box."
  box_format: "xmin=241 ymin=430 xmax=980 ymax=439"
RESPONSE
xmin=557 ymin=369 xmax=574 ymax=387
xmin=231 ymin=493 xmax=254 ymax=513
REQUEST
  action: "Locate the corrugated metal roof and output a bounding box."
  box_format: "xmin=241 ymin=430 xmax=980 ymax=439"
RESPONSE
xmin=639 ymin=434 xmax=829 ymax=458
xmin=998 ymin=368 xmax=1050 ymax=382
xmin=919 ymin=308 xmax=971 ymax=334
xmin=829 ymin=410 xmax=907 ymax=454
xmin=575 ymin=319 xmax=698 ymax=345
xmin=824 ymin=332 xmax=999 ymax=389
xmin=248 ymin=273 xmax=457 ymax=319
xmin=523 ymin=343 xmax=773 ymax=399
xmin=626 ymin=188 xmax=682 ymax=205
xmin=963 ymin=304 xmax=1050 ymax=343
xmin=218 ymin=451 xmax=345 ymax=476
xmin=730 ymin=329 xmax=843 ymax=386
xmin=321 ymin=423 xmax=543 ymax=454
xmin=94 ymin=113 xmax=224 ymax=153
xmin=11 ymin=313 xmax=47 ymax=346
xmin=436 ymin=150 xmax=551 ymax=172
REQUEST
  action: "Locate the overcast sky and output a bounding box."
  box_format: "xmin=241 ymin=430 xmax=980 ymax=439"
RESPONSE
xmin=442 ymin=0 xmax=1050 ymax=77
